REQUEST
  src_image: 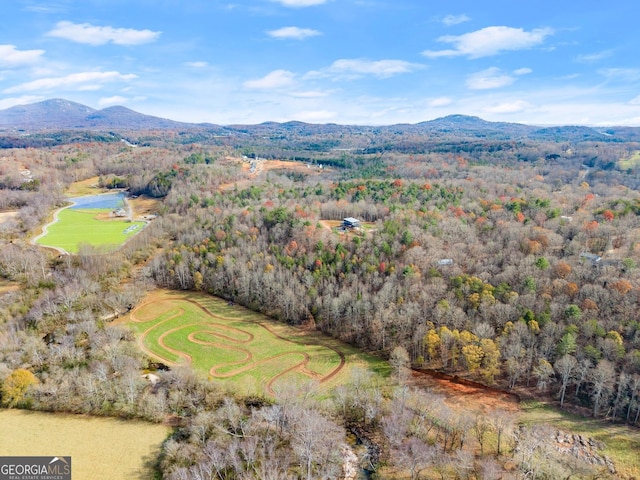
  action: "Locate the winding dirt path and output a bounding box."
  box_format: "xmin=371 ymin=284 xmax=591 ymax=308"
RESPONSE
xmin=127 ymin=294 xmax=346 ymax=392
xmin=264 ymin=352 xmax=312 ymax=395
xmin=131 ymin=306 xmax=187 ymax=366
xmin=179 ymin=296 xmax=347 ymax=385
xmin=212 ymin=351 xmax=306 ymax=378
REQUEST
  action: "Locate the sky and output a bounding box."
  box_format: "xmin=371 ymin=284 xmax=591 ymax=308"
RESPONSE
xmin=1 ymin=0 xmax=640 ymax=126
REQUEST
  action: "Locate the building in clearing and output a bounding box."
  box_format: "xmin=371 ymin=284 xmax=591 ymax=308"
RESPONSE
xmin=342 ymin=217 xmax=361 ymax=229
xmin=580 ymin=252 xmax=602 ymax=264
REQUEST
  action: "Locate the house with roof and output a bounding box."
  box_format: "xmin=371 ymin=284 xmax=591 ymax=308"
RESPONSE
xmin=342 ymin=217 xmax=361 ymax=229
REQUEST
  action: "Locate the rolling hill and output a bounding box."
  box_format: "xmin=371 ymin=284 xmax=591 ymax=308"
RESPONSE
xmin=0 ymin=98 xmax=638 ymax=143
xmin=0 ymin=98 xmax=194 ymax=131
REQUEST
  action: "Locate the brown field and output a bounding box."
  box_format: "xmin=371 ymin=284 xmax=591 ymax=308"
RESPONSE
xmin=238 ymin=158 xmax=322 ymax=175
xmin=220 ymin=157 xmax=327 ymax=191
xmin=256 ymin=159 xmax=322 ymax=174
xmin=0 ymin=409 xmax=169 ymax=480
xmin=65 ymin=176 xmax=109 ymax=197
xmin=319 ymin=219 xmax=343 ymax=230
xmin=129 ymin=195 xmax=162 ymax=218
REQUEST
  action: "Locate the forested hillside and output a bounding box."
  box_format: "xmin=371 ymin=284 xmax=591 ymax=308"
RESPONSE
xmin=1 ymin=129 xmax=639 ymax=478
xmin=148 ymin=144 xmax=640 ymax=420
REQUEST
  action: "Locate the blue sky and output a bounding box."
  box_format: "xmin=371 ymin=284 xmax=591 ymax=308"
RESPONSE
xmin=1 ymin=0 xmax=639 ymax=126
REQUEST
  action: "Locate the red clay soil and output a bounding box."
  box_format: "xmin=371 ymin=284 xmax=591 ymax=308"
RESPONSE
xmin=408 ymin=368 xmax=521 ymax=414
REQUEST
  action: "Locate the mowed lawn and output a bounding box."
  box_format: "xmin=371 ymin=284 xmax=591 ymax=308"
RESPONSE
xmin=126 ymin=290 xmax=389 ymax=395
xmin=36 ymin=208 xmax=145 ymax=253
xmin=0 ymin=409 xmax=169 ymax=480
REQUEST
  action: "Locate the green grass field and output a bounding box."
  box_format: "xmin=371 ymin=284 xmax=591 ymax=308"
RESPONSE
xmin=125 ymin=290 xmax=389 ymax=395
xmin=619 ymin=150 xmax=640 ymax=170
xmin=36 ymin=208 xmax=145 ymax=254
xmin=0 ymin=409 xmax=169 ymax=480
xmin=519 ymin=401 xmax=640 ymax=478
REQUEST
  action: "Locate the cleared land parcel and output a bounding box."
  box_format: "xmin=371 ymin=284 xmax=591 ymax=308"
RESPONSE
xmin=125 ymin=290 xmax=388 ymax=395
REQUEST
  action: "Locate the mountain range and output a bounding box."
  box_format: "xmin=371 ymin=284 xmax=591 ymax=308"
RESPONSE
xmin=0 ymin=99 xmax=194 ymax=131
xmin=1 ymin=98 xmax=639 ymax=143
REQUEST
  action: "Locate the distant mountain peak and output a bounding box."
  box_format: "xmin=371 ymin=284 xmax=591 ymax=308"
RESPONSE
xmin=99 ymin=105 xmax=137 ymax=112
xmin=43 ymin=98 xmax=92 ymax=107
xmin=438 ymin=114 xmax=483 ymax=121
xmin=429 ymin=114 xmax=505 ymax=125
xmin=0 ymin=98 xmax=189 ymax=131
xmin=0 ymin=98 xmax=639 ymax=143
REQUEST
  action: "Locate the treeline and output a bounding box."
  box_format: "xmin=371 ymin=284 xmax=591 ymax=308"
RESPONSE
xmin=0 ymin=131 xmax=120 ymax=149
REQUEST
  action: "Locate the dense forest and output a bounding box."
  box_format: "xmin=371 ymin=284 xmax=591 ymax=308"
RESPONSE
xmin=0 ymin=128 xmax=639 ymax=479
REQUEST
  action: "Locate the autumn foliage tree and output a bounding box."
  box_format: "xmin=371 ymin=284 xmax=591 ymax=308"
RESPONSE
xmin=1 ymin=368 xmax=38 ymax=407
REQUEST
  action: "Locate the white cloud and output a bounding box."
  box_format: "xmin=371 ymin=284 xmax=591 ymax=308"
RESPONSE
xmin=513 ymin=67 xmax=532 ymax=76
xmin=24 ymin=4 xmax=65 ymax=13
xmin=429 ymin=97 xmax=453 ymax=107
xmin=423 ymin=26 xmax=553 ymax=59
xmin=466 ymin=67 xmax=514 ymax=90
xmin=185 ymin=61 xmax=208 ymax=68
xmin=98 ymin=96 xmax=127 ymax=107
xmin=270 ymin=0 xmax=326 ymax=7
xmin=267 ymin=26 xmax=321 ymax=40
xmin=442 ymin=14 xmax=470 ymax=26
xmin=47 ymin=21 xmax=161 ymax=46
xmin=575 ymin=50 xmax=613 ymax=63
xmin=598 ymin=68 xmax=640 ymax=82
xmin=4 ymin=71 xmax=137 ymax=93
xmin=0 ymin=44 xmax=45 ymax=67
xmin=243 ymin=69 xmax=296 ymax=89
xmin=485 ymin=100 xmax=532 ymax=114
xmin=558 ymin=73 xmax=581 ymax=80
xmin=629 ymin=96 xmax=640 ymax=105
xmin=0 ymin=95 xmax=44 ymax=110
xmin=311 ymin=58 xmax=424 ymax=79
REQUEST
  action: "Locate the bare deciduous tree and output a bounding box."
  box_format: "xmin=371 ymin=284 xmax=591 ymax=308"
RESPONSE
xmin=554 ymin=354 xmax=577 ymax=408
xmin=590 ymin=360 xmax=616 ymax=417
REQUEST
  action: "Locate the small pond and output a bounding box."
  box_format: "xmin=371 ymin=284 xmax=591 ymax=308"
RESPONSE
xmin=69 ymin=192 xmax=126 ymax=210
